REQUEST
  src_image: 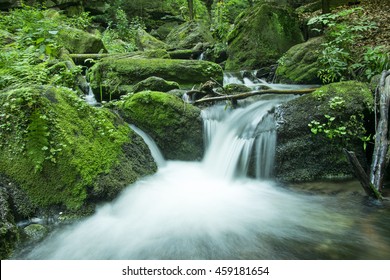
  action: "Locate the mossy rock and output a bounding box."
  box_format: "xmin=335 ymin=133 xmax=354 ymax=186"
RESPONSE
xmin=225 ymin=2 xmax=304 ymax=70
xmin=275 ymin=37 xmax=325 ymax=84
xmin=133 ymin=76 xmax=180 ymax=93
xmin=274 ymin=81 xmax=374 ymax=182
xmin=223 ymin=83 xmax=251 ymax=95
xmin=22 ymin=224 xmax=48 ymax=242
xmin=0 ymin=186 xmax=18 ymax=259
xmin=118 ymin=91 xmax=204 ymax=161
xmin=0 ymin=173 xmax=36 ymax=259
xmin=87 ymin=57 xmax=223 ymax=101
xmin=0 ymin=86 xmax=157 ymax=212
xmin=58 ymin=27 xmax=107 ymax=54
xmin=137 ymin=29 xmax=169 ymax=51
xmin=165 ymin=21 xmax=214 ymax=50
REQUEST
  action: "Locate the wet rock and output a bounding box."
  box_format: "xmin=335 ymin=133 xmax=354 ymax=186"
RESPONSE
xmin=118 ymin=91 xmax=203 ymax=161
xmin=275 ymin=81 xmax=374 ymax=182
xmin=23 ymin=224 xmax=48 ymax=242
xmin=0 ymin=86 xmax=156 ymax=211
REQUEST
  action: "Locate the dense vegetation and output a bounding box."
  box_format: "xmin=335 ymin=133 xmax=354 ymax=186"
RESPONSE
xmin=0 ymin=0 xmax=389 ymax=259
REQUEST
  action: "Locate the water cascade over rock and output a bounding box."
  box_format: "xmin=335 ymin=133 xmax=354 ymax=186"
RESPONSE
xmin=17 ymin=87 xmax=390 ymax=260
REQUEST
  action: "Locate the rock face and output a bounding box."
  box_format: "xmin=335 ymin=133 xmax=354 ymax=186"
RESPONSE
xmin=165 ymin=21 xmax=214 ymax=50
xmin=88 ymin=57 xmax=223 ymax=101
xmin=275 ymin=37 xmax=324 ymax=84
xmin=0 ymin=86 xmax=157 ymax=212
xmin=225 ymin=2 xmax=304 ymax=70
xmin=118 ymin=91 xmax=204 ymax=161
xmin=275 ymin=81 xmax=374 ymax=182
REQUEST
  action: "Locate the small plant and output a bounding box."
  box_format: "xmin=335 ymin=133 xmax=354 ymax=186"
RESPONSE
xmin=308 ymin=7 xmax=380 ymax=83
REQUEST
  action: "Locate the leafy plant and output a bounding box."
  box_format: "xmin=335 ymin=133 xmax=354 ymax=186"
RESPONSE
xmin=309 ymin=94 xmax=371 ymax=150
xmin=308 ymin=7 xmax=384 ymax=83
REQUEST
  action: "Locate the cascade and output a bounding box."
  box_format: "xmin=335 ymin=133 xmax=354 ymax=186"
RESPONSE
xmin=202 ymin=98 xmax=280 ymax=179
xmin=84 ymin=83 xmax=98 ymax=106
xmin=129 ymin=124 xmax=166 ymax=168
xmin=15 ymin=73 xmax=390 ymax=260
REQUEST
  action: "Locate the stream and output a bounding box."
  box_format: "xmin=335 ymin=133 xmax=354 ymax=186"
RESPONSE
xmin=13 ymin=71 xmax=390 ymax=260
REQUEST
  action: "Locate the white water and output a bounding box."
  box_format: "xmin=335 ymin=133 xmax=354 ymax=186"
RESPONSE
xmin=129 ymin=124 xmax=166 ymax=168
xmin=84 ymin=85 xmax=98 ymax=106
xmin=20 ymin=95 xmax=357 ymax=260
xmin=223 ymin=70 xmax=317 ymax=91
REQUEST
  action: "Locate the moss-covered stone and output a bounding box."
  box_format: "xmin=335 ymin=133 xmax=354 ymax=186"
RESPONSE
xmin=0 ymin=86 xmax=157 ymax=211
xmin=0 ymin=186 xmax=18 ymax=259
xmin=225 ymin=2 xmax=304 ymax=70
xmin=58 ymin=27 xmax=107 ymax=54
xmin=137 ymin=29 xmax=169 ymax=51
xmin=133 ymin=77 xmax=180 ymax=93
xmin=118 ymin=91 xmax=204 ymax=161
xmin=165 ymin=21 xmax=214 ymax=50
xmin=22 ymin=224 xmax=48 ymax=242
xmin=275 ymin=37 xmax=324 ymax=84
xmin=274 ymin=81 xmax=374 ymax=182
xmin=0 ymin=174 xmax=36 ymax=259
xmin=88 ymin=57 xmax=223 ymax=101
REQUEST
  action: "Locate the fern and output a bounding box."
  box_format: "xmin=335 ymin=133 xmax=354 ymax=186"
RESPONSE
xmin=25 ymin=110 xmax=50 ymax=173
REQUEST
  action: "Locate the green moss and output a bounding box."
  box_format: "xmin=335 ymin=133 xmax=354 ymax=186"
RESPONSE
xmin=0 ymin=86 xmax=156 ymax=211
xmin=226 ymin=3 xmax=304 ymax=70
xmin=276 ymin=37 xmax=325 ymax=84
xmin=88 ymin=58 xmax=223 ymax=101
xmin=58 ymin=27 xmax=107 ymax=54
xmin=118 ymin=91 xmax=203 ymax=161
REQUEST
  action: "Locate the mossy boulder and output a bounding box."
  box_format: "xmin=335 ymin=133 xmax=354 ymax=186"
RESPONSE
xmin=22 ymin=224 xmax=48 ymax=242
xmin=118 ymin=91 xmax=203 ymax=161
xmin=0 ymin=187 xmax=18 ymax=259
xmin=0 ymin=86 xmax=157 ymax=212
xmin=58 ymin=27 xmax=107 ymax=54
xmin=274 ymin=81 xmax=374 ymax=182
xmin=133 ymin=77 xmax=180 ymax=93
xmin=137 ymin=29 xmax=169 ymax=51
xmin=225 ymin=2 xmax=304 ymax=70
xmin=88 ymin=57 xmax=223 ymax=101
xmin=275 ymin=37 xmax=324 ymax=84
xmin=165 ymin=21 xmax=214 ymax=50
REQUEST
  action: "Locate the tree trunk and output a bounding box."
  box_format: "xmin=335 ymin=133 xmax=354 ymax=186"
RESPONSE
xmin=187 ymin=0 xmax=194 ymax=20
xmin=369 ymin=70 xmax=390 ymax=192
xmin=344 ymin=70 xmax=390 ymax=199
xmin=322 ymin=0 xmax=330 ymax=13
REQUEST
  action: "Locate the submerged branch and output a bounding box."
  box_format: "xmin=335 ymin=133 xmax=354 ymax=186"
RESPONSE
xmin=193 ymin=88 xmax=317 ymax=105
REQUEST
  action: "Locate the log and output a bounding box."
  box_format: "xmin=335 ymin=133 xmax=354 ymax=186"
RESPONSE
xmin=193 ymin=88 xmax=317 ymax=105
xmin=369 ymin=70 xmax=390 ymax=192
xmin=344 ymin=149 xmax=382 ymax=200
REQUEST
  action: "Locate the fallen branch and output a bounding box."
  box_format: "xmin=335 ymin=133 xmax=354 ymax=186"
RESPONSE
xmin=193 ymin=88 xmax=317 ymax=104
xmin=344 ymin=149 xmax=382 ymax=200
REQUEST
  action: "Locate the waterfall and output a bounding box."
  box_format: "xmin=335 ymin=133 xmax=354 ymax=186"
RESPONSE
xmin=202 ymin=98 xmax=279 ymax=179
xmin=129 ymin=124 xmax=166 ymax=168
xmin=18 ymin=93 xmax=389 ymax=260
xmin=84 ymin=84 xmax=98 ymax=106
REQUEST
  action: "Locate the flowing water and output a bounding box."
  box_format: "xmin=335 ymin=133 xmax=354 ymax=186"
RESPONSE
xmin=15 ymin=74 xmax=390 ymax=260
